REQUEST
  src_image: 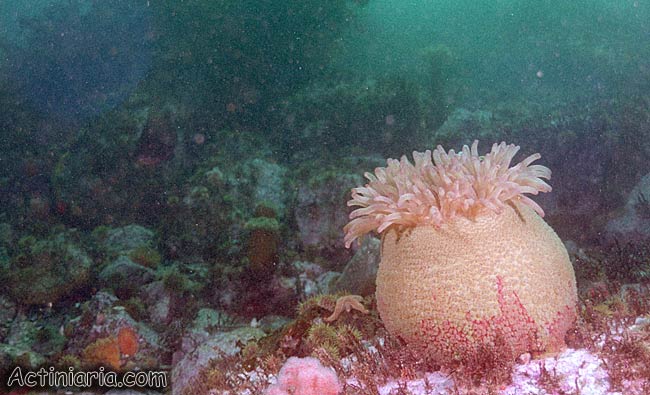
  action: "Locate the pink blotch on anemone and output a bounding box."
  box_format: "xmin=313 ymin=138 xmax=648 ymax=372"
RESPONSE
xmin=344 ymin=140 xmax=552 ymax=247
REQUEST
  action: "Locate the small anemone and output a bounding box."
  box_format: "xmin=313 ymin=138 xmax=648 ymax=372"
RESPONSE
xmin=344 ymin=140 xmax=551 ymax=247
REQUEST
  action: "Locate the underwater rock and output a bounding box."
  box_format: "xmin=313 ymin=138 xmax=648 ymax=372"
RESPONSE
xmin=99 ymin=255 xmax=156 ymax=299
xmin=332 ymin=236 xmax=380 ymax=296
xmin=294 ymin=172 xmax=363 ymax=263
xmin=376 ymin=371 xmax=454 ymax=394
xmin=158 ymin=261 xmax=208 ymax=296
xmin=4 ymin=312 xmax=40 ymax=351
xmin=172 ymin=310 xmax=263 ymax=395
xmin=140 ymin=281 xmax=173 ymax=326
xmin=246 ymin=159 xmax=288 ymax=217
xmin=0 ymin=296 xmax=17 ymax=342
xmin=101 ymin=225 xmax=156 ymax=256
xmin=604 ymin=172 xmax=650 ymax=244
xmin=504 ymin=349 xmax=613 ymax=395
xmin=134 ymin=111 xmax=178 ymax=168
xmin=63 ymin=291 xmax=162 ymax=371
xmin=161 ymin=154 xmax=288 ymax=261
xmin=531 ymin=132 xmax=611 ymax=244
xmin=291 ymin=260 xmax=331 ymax=298
xmin=4 ymin=312 xmax=66 ymax=361
xmin=191 ymin=308 xmax=237 ymax=334
xmin=235 ymin=273 xmax=299 ymax=318
xmin=0 ymin=309 xmax=65 ymax=372
xmin=1 ymin=232 xmax=92 ymax=305
xmin=316 ymin=272 xmax=342 ymax=296
xmin=48 ymin=105 xmax=191 ymax=229
xmin=434 ymin=107 xmax=495 ymax=141
xmin=0 ymin=344 xmax=45 ymax=369
xmin=0 ymin=223 xmax=13 ymax=247
xmin=161 ymin=177 xmax=239 ymax=260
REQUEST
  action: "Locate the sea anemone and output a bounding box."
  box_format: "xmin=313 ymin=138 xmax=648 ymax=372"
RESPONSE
xmin=344 ymin=140 xmax=551 ymax=247
xmin=344 ymin=140 xmax=577 ymax=370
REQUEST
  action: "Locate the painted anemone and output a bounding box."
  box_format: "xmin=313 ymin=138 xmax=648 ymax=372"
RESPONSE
xmin=344 ymin=141 xmax=577 ymax=367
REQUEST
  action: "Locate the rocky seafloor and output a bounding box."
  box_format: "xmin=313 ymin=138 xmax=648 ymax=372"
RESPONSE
xmin=2 ymin=90 xmax=650 ymax=394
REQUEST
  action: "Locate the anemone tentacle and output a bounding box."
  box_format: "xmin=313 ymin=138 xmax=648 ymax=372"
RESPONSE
xmin=344 ymin=140 xmax=551 ymax=247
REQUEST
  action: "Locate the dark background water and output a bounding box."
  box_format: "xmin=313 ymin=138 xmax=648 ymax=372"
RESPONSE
xmin=1 ymin=0 xmax=152 ymax=120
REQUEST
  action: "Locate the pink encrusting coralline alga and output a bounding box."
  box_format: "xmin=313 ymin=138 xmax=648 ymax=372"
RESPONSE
xmin=344 ymin=140 xmax=578 ymax=369
xmin=264 ymin=356 xmax=342 ymax=395
xmin=344 ymin=140 xmax=552 ymax=247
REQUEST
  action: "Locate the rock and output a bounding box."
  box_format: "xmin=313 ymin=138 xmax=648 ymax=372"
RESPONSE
xmin=0 ymin=344 xmax=45 ymax=368
xmin=332 ymin=236 xmax=380 ymax=296
xmin=4 ymin=311 xmax=65 ymax=359
xmin=319 ymin=271 xmax=342 ymax=293
xmin=63 ymin=291 xmax=162 ymax=370
xmin=620 ymin=283 xmax=645 ymax=302
xmin=1 ymin=233 xmax=92 ymax=305
xmin=236 ymin=274 xmax=299 ymax=318
xmin=294 ymin=172 xmax=362 ymax=263
xmin=0 ymin=296 xmax=17 ymax=342
xmin=292 ymin=260 xmax=328 ymax=297
xmin=504 ymin=349 xmax=613 ymax=395
xmin=141 ymin=281 xmax=173 ymax=325
xmin=258 ymin=315 xmax=292 ymax=333
xmin=0 ymin=223 xmax=12 ymax=246
xmin=435 ymin=108 xmax=495 ymax=141
xmin=246 ymin=158 xmax=288 ymax=217
xmin=103 ymin=225 xmax=156 ymax=255
xmin=99 ymin=256 xmax=156 ymax=298
xmin=192 ymin=308 xmax=235 ymax=335
xmin=377 ymin=371 xmax=454 ymax=395
xmin=604 ymin=173 xmax=650 ymax=244
xmin=171 ymin=310 xmax=264 ymax=395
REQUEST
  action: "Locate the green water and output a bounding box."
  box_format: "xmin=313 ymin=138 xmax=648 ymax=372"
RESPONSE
xmin=337 ymin=0 xmax=650 ymax=101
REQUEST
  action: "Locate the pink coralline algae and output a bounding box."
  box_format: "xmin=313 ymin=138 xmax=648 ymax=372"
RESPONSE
xmin=264 ymin=356 xmax=342 ymax=395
